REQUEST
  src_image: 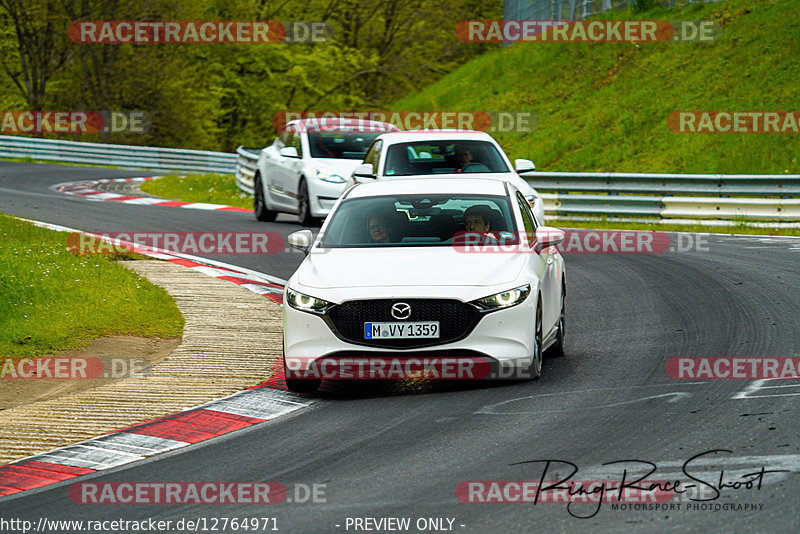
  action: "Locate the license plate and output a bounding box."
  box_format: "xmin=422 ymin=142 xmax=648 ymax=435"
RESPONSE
xmin=364 ymin=322 xmax=440 ymax=339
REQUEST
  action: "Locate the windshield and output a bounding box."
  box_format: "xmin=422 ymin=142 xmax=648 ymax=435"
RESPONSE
xmin=382 ymin=140 xmax=510 ymax=176
xmin=320 ymin=193 xmax=519 ymax=248
xmin=307 ymin=130 xmax=383 ymax=159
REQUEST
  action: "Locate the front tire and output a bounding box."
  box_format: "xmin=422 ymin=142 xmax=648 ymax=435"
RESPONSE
xmin=254 ymin=175 xmax=277 ymax=222
xmin=525 ymin=301 xmax=543 ymax=380
xmin=297 ymin=179 xmax=319 ymax=227
xmin=283 ymin=360 xmax=321 ymax=394
xmin=547 ymin=288 xmax=566 ymax=358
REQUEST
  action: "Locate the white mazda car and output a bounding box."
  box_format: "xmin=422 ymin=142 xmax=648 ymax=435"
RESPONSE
xmin=254 ymin=118 xmax=399 ymax=226
xmin=282 ymin=178 xmax=566 ymax=393
xmin=347 ymin=130 xmax=546 ymax=223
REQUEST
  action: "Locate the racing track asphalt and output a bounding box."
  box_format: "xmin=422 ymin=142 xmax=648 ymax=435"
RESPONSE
xmin=1 ymin=161 xmax=799 ymax=533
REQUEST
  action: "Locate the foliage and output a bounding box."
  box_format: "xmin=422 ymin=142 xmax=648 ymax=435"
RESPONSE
xmin=0 ymin=0 xmax=500 ymax=151
xmin=396 ymin=0 xmax=800 ymax=174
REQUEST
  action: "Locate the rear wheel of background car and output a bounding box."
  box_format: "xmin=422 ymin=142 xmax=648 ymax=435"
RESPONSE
xmin=547 ymin=287 xmax=566 ymax=358
xmin=297 ymin=179 xmax=318 ymax=227
xmin=526 ymin=301 xmax=543 ymax=380
xmin=254 ymin=175 xmax=277 ymax=222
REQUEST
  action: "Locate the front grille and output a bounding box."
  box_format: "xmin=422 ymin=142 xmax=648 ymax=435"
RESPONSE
xmin=326 ymin=299 xmax=481 ymax=348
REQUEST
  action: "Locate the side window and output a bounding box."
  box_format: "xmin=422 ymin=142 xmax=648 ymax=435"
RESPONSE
xmin=364 ymin=140 xmax=382 ymax=174
xmin=279 ymin=125 xmax=293 ymax=146
xmin=291 ymin=130 xmax=303 ymax=158
xmin=516 ymin=192 xmax=536 ymax=247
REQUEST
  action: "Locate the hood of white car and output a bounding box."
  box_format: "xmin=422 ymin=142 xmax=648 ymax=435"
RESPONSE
xmin=314 ymin=158 xmax=363 ymax=178
xmin=296 ymin=247 xmax=525 ymax=289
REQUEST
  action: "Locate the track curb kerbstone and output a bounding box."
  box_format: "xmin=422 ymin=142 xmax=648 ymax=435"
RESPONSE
xmin=0 ymin=260 xmax=303 ymax=498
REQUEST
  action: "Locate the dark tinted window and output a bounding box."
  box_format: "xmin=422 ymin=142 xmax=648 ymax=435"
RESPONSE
xmin=307 ymin=130 xmax=383 ymax=159
xmin=320 ymin=194 xmax=518 ymax=248
xmin=383 ymin=140 xmax=509 ymax=176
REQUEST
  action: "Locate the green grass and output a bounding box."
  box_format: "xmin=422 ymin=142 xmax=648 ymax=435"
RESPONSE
xmin=549 ymin=218 xmax=800 ymax=236
xmin=139 ymin=173 xmax=252 ymax=209
xmin=395 ymin=0 xmax=800 ymax=174
xmin=0 ymin=214 xmax=184 ymax=358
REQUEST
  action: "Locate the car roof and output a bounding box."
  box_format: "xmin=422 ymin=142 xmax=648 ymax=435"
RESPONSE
xmin=345 ymin=177 xmax=511 ymax=199
xmin=374 ymin=130 xmax=496 ymax=144
xmin=288 ymin=118 xmax=399 ymax=132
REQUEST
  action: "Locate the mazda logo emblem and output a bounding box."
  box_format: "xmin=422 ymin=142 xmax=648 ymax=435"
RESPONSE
xmin=391 ymin=302 xmax=411 ymax=320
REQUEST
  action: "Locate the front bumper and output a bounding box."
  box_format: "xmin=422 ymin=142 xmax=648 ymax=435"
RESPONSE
xmin=283 ymin=296 xmax=536 ymax=378
xmin=309 ymin=179 xmax=347 ymax=217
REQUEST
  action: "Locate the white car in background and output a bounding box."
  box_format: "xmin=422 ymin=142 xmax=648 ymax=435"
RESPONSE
xmin=347 ymin=130 xmax=545 ymax=223
xmin=254 ymin=118 xmax=399 ymax=226
xmin=282 ymin=177 xmax=566 ymax=394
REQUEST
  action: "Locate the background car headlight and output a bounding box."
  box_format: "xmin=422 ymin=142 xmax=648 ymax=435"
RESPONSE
xmin=286 ymin=288 xmax=334 ymax=314
xmin=472 ymin=284 xmax=531 ymax=311
xmin=317 ymin=170 xmax=346 ymax=183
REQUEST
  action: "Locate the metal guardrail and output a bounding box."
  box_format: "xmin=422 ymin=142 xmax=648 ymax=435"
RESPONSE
xmin=235 ymin=146 xmax=261 ymax=195
xmin=524 ymin=171 xmax=800 ymax=221
xmin=0 ymin=135 xmax=237 ymax=173
xmin=233 ymin=146 xmax=800 ymax=223
xmin=7 ymin=136 xmax=793 ymax=224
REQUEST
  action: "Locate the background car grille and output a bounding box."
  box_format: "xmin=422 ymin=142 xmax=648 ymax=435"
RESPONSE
xmin=327 ymin=299 xmax=481 ymax=348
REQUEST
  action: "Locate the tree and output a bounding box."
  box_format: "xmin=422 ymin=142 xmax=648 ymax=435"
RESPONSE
xmin=0 ymin=0 xmax=72 ymax=110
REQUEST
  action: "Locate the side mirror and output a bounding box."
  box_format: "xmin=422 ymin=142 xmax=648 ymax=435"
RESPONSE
xmin=287 ymin=229 xmax=313 ymax=255
xmin=534 ymin=226 xmax=565 ymax=252
xmin=280 ymin=146 xmax=299 ymax=158
xmin=514 ymin=159 xmax=536 ymax=173
xmin=352 ymin=163 xmax=376 ymax=182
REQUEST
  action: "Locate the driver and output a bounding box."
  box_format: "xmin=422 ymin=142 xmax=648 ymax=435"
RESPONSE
xmin=455 ymin=148 xmax=473 ymax=172
xmin=463 ymin=205 xmax=494 ymax=236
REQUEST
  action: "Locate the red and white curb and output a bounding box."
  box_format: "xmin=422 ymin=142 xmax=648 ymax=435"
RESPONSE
xmin=0 ymin=371 xmax=310 ymax=499
xmin=52 ymin=177 xmax=252 ymax=213
xmin=0 ymin=218 xmax=305 ymax=498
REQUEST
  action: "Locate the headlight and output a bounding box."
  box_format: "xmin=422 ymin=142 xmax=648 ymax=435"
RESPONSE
xmin=286 ymin=288 xmax=334 ymax=314
xmin=525 ymin=194 xmax=539 ymax=206
xmin=317 ymin=170 xmax=345 ymax=183
xmin=472 ymin=284 xmax=531 ymax=312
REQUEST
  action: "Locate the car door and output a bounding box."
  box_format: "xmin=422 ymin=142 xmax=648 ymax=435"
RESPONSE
xmin=516 ymin=191 xmax=558 ymax=332
xmin=268 ymin=125 xmax=303 ymax=210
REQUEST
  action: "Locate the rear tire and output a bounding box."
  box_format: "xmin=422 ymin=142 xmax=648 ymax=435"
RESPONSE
xmin=254 ymin=175 xmax=277 ymax=222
